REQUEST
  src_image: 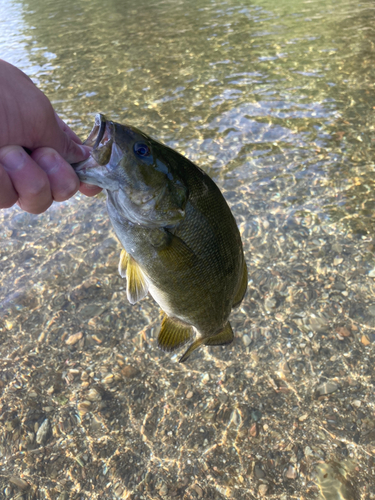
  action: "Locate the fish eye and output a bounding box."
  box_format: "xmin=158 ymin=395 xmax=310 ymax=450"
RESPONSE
xmin=134 ymin=142 xmax=151 ymax=157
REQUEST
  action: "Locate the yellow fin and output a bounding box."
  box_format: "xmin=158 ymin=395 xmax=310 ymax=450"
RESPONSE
xmin=204 ymin=322 xmax=234 ymax=346
xmin=232 ymin=261 xmax=248 ymax=308
xmin=126 ymin=256 xmax=149 ymax=304
xmin=157 ymin=316 xmax=194 ymax=352
xmin=151 ymin=229 xmax=196 ymax=271
xmin=118 ymin=249 xmax=129 ymax=278
xmin=179 ymin=322 xmax=234 ymax=363
xmin=179 ymin=337 xmax=206 ymax=363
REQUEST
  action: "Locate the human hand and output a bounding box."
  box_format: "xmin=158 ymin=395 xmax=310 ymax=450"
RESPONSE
xmin=0 ymin=60 xmax=101 ymax=213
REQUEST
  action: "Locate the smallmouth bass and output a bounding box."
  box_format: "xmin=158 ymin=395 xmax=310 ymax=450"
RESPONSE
xmin=73 ymin=114 xmax=247 ymax=362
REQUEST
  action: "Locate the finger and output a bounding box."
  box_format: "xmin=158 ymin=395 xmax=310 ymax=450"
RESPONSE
xmin=31 ymin=147 xmax=80 ymax=202
xmin=79 ymin=183 xmax=103 ymax=197
xmin=0 ymin=146 xmax=52 ymax=214
xmin=54 ymin=112 xmax=82 ymax=144
xmin=54 ymin=129 xmax=91 ymax=165
xmin=0 ymin=164 xmax=18 ymax=209
xmin=39 ymin=113 xmax=91 ymax=165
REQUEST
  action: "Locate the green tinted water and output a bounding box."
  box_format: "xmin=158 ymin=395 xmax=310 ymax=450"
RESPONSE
xmin=1 ymin=0 xmax=374 ymax=498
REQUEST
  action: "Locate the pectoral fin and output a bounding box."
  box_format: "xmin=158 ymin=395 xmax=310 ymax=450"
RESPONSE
xmin=157 ymin=316 xmax=194 ymax=352
xmin=118 ymin=249 xmax=129 ymax=278
xmin=179 ymin=322 xmax=234 ymax=363
xmin=149 ymin=229 xmax=196 ymax=271
xmin=232 ymin=261 xmax=248 ymax=308
xmin=126 ymin=256 xmax=149 ymax=304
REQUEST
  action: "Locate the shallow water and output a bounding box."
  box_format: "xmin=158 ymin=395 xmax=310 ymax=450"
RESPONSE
xmin=1 ymin=0 xmax=375 ymax=498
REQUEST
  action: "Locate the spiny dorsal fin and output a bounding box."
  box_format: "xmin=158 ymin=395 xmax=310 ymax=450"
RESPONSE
xmin=118 ymin=249 xmax=129 ymax=278
xmin=204 ymin=322 xmax=234 ymax=346
xmin=232 ymin=261 xmax=248 ymax=308
xmin=158 ymin=316 xmax=194 ymax=352
xmin=126 ymin=256 xmax=149 ymax=304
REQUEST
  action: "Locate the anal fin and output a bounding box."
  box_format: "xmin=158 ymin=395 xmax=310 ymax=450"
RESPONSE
xmin=126 ymin=256 xmax=149 ymax=304
xmin=158 ymin=316 xmax=194 ymax=352
xmin=233 ymin=261 xmax=248 ymax=308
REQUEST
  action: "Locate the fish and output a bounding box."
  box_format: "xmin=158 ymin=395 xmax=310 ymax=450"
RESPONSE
xmin=73 ymin=114 xmax=247 ymax=362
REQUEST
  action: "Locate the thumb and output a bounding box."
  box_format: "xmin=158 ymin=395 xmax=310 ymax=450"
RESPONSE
xmin=55 ymin=129 xmax=91 ymax=164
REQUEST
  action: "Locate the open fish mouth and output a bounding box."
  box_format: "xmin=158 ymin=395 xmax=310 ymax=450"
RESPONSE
xmin=72 ymin=114 xmax=115 ymax=178
xmin=83 ymin=113 xmax=111 ymax=150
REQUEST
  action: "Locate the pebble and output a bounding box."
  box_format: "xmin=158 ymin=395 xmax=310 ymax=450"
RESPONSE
xmin=352 ymin=400 xmax=361 ymax=408
xmin=65 ymin=332 xmax=83 ymax=345
xmin=285 ymin=465 xmax=297 ymax=479
xmin=87 ymin=388 xmax=102 ymax=401
xmin=242 ymin=334 xmax=251 ymax=347
xmin=298 ymin=414 xmax=308 ymax=422
xmin=201 ymin=373 xmax=210 ymax=384
xmin=186 ymin=391 xmax=193 ymax=399
xmin=305 ymin=446 xmax=313 ymax=457
xmin=159 ymin=483 xmax=168 ymax=496
xmin=78 ymin=401 xmax=92 ymax=413
xmin=102 ymin=374 xmax=114 ymax=384
xmin=315 ymin=381 xmax=339 ymax=396
xmin=36 ymin=418 xmax=50 ymax=445
xmin=264 ymin=297 xmax=277 ymax=310
xmin=251 ymin=409 xmax=262 ymax=422
xmin=121 ymin=365 xmax=141 ymax=378
xmin=361 ymin=335 xmax=371 ymax=346
xmin=335 ymin=326 xmax=351 ymax=337
xmin=10 ymin=477 xmax=29 ymax=490
xmin=249 ymin=423 xmax=258 ymax=437
xmin=258 ymin=484 xmax=268 ymax=496
xmin=254 ymin=464 xmax=265 ymax=479
xmin=192 ymin=484 xmax=203 ymax=498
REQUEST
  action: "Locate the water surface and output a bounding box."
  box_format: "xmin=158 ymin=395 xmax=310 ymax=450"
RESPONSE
xmin=1 ymin=0 xmax=374 ymax=498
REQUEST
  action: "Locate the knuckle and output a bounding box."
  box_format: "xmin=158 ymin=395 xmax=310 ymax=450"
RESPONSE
xmin=54 ymin=181 xmax=78 ymax=201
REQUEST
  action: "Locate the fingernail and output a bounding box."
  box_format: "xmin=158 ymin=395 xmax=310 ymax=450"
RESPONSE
xmin=0 ymin=147 xmax=27 ymax=171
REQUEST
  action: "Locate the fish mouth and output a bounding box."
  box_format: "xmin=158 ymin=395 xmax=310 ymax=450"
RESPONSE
xmin=83 ymin=113 xmax=109 ymax=150
xmin=72 ymin=114 xmax=115 ymax=187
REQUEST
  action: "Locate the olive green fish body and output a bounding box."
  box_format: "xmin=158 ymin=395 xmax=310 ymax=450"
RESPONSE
xmin=73 ymin=114 xmax=247 ymax=361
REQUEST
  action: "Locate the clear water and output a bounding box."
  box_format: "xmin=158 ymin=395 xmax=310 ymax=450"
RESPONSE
xmin=1 ymin=0 xmax=374 ymax=498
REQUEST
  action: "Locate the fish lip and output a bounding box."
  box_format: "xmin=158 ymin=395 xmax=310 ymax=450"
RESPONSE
xmin=72 ymin=114 xmax=113 ymax=174
xmin=82 ymin=113 xmax=108 ymax=149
